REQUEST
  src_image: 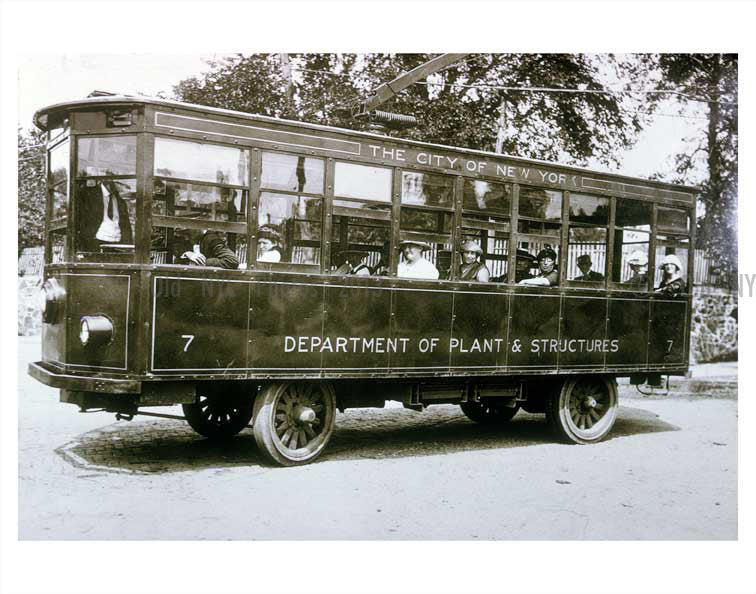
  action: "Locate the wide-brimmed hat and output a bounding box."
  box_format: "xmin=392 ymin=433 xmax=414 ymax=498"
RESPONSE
xmin=459 ymin=240 xmax=483 ymax=254
xmin=398 ymin=239 xmax=431 ymax=250
xmin=659 ymin=254 xmax=682 ymax=270
xmin=627 ymin=250 xmax=648 ymax=266
xmin=258 ymin=225 xmax=281 ymax=243
xmin=536 ymin=247 xmax=557 ymax=262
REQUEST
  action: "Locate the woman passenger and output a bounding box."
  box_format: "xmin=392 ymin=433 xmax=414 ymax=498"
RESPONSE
xmin=458 ymin=240 xmax=490 ymax=282
xmin=655 ymin=254 xmax=686 ymax=296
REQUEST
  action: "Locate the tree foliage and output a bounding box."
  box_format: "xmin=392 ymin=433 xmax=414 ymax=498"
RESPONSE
xmin=656 ymin=54 xmax=738 ymax=279
xmin=173 ymin=53 xmax=653 ymax=168
xmin=18 ymin=127 xmax=47 ymax=256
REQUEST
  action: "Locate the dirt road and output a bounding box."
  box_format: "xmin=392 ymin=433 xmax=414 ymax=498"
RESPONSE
xmin=17 ymin=336 xmax=736 ymax=540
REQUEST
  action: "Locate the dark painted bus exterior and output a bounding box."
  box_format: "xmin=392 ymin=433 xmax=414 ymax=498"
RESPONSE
xmin=29 ymin=96 xmax=697 ymax=465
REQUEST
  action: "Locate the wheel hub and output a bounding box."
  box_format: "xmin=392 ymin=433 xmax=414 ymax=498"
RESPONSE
xmin=292 ymin=405 xmax=316 ymax=425
xmin=583 ymin=396 xmax=597 ymax=409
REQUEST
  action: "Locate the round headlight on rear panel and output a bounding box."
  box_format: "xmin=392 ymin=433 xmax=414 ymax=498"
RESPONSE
xmin=79 ymin=315 xmax=113 ymax=347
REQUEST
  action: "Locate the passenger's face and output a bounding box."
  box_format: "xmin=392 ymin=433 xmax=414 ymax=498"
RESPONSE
xmin=578 ymin=261 xmax=591 ymax=275
xmin=663 ymin=263 xmax=678 ymax=275
xmin=258 ymin=238 xmax=274 ymax=253
xmin=631 ymin=264 xmax=647 ymax=276
xmin=539 ymin=257 xmax=555 ymax=273
xmin=516 ymin=259 xmax=530 ymax=273
xmin=462 ymin=250 xmax=477 ymax=264
xmin=403 ymin=245 xmax=422 ymax=262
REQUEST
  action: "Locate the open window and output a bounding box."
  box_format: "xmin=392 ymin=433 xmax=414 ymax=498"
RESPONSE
xmin=398 ymin=170 xmax=454 ymax=280
xmin=329 ymin=161 xmax=392 ymax=276
xmin=515 ymin=187 xmax=562 ymax=286
xmin=460 ymin=179 xmax=511 ymax=282
xmin=611 ymin=198 xmax=652 ymax=291
xmin=566 ymin=193 xmax=609 ymax=287
xmin=151 ymin=137 xmax=249 ymax=269
xmin=256 ymin=152 xmax=324 ymax=268
xmin=74 ymin=135 xmax=137 ymax=263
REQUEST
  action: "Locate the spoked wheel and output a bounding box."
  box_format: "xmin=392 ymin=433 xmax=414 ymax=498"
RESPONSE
xmin=252 ymin=382 xmax=336 ymax=466
xmin=547 ymin=376 xmax=618 ymax=444
xmin=182 ymin=384 xmax=255 ymax=440
xmin=460 ymin=400 xmax=519 ymax=424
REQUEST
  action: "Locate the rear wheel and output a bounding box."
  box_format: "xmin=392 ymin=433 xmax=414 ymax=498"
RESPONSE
xmin=460 ymin=400 xmax=519 ymax=424
xmin=182 ymin=384 xmax=255 ymax=439
xmin=547 ymin=376 xmax=618 ymax=444
xmin=252 ymin=381 xmax=336 ymax=466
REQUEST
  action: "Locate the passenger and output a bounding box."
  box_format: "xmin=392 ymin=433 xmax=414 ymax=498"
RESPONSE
xmin=397 ymin=239 xmax=439 ymax=280
xmin=369 ymin=240 xmax=390 ymax=276
xmin=458 ymin=240 xmax=490 ymax=282
xmin=77 ymin=180 xmax=133 ymax=252
xmin=655 ymin=254 xmax=687 ymax=296
xmin=514 ymin=249 xmax=536 ymax=283
xmin=573 ymin=254 xmax=604 ymax=282
xmin=257 ymin=225 xmax=282 ymax=263
xmin=519 ymin=247 xmax=558 ymax=286
xmin=334 ymin=250 xmax=371 ymax=276
xmin=622 ymin=250 xmax=649 ymax=289
xmin=172 ymin=228 xmax=239 ymax=269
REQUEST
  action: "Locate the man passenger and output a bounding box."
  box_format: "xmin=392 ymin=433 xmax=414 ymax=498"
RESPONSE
xmin=397 ymin=239 xmax=439 ymax=280
xmin=514 ymin=249 xmax=536 ymax=283
xmin=519 ymin=247 xmax=558 ymax=286
xmin=334 ymin=250 xmax=371 ymax=276
xmin=172 ymin=227 xmax=239 ymax=269
xmin=573 ymin=254 xmax=604 ymax=282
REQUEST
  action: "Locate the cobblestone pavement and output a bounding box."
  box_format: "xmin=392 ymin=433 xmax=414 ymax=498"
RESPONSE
xmin=18 ymin=337 xmax=737 ymax=540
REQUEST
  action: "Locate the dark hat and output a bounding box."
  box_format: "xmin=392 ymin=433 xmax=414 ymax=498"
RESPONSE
xmin=577 ymin=254 xmax=592 ymax=265
xmin=537 ymin=247 xmax=557 ymax=261
xmin=516 ymin=249 xmax=536 ymax=263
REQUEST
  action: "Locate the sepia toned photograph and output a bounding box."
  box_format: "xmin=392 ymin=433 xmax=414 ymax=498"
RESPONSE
xmin=3 ymin=2 xmax=754 ymax=594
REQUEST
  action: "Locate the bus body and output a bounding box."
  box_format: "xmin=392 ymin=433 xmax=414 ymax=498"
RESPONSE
xmin=29 ymin=96 xmax=697 ymax=465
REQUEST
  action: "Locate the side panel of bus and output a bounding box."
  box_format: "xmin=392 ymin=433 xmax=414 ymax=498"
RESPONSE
xmin=149 ymin=275 xmax=688 ymax=376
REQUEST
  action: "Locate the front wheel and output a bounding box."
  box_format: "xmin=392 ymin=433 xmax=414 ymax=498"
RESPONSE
xmin=252 ymin=382 xmax=336 ymax=466
xmin=547 ymin=376 xmax=618 ymax=444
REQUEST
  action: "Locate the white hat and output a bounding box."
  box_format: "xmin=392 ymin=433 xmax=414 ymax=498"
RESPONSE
xmin=660 ymin=254 xmax=683 ymax=270
xmin=398 ymin=239 xmax=431 ymax=250
xmin=627 ymin=250 xmax=648 ymax=266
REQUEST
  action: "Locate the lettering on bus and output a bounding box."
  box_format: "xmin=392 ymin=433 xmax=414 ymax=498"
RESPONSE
xmin=284 ymin=335 xmax=619 ymax=354
xmin=366 ymin=144 xmax=581 ymax=187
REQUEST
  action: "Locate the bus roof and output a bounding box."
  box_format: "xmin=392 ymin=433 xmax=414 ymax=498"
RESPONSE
xmin=34 ymin=95 xmax=700 ymax=195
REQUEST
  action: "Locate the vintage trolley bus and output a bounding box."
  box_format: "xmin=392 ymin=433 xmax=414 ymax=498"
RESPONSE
xmin=29 ymin=95 xmax=697 ymax=465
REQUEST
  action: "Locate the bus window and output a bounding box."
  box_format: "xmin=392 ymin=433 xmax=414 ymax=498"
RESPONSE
xmin=461 ymin=179 xmax=512 ymax=282
xmin=401 ymin=171 xmax=453 ymax=207
xmin=73 ymin=136 xmax=137 ymax=262
xmin=516 ymin=187 xmax=562 ymax=286
xmin=261 ymin=152 xmax=324 ymax=194
xmin=331 ymin=200 xmax=390 ymax=276
xmin=567 ymin=193 xmax=609 ymax=286
xmin=154 ymin=137 xmax=248 ymax=186
xmin=47 ymin=138 xmax=69 ymax=263
xmin=151 ymin=181 xmax=247 ymax=268
xmin=657 ymin=207 xmax=690 ymax=234
xmin=152 ymin=138 xmax=250 ymax=269
xmin=463 ymin=179 xmax=512 ymax=216
xmin=612 ymin=198 xmax=651 ymax=288
xmin=257 ymin=193 xmax=322 ymax=265
xmin=654 ymin=235 xmax=690 ymax=292
xmin=334 ymin=162 xmax=392 ymax=203
xmin=399 ymin=169 xmax=453 ymax=280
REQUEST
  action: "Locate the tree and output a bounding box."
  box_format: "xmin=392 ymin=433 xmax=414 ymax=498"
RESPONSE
xmin=656 ymin=54 xmax=738 ymax=282
xmin=18 ymin=127 xmax=47 ymax=256
xmin=172 ymin=53 xmax=654 ymax=169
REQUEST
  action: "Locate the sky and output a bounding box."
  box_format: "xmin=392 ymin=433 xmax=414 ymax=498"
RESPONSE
xmin=16 ymin=53 xmax=703 ymax=182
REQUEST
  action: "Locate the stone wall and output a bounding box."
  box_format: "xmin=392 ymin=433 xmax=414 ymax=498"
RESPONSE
xmin=690 ymin=287 xmax=738 ymax=363
xmin=18 ymin=275 xmax=42 ymax=336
